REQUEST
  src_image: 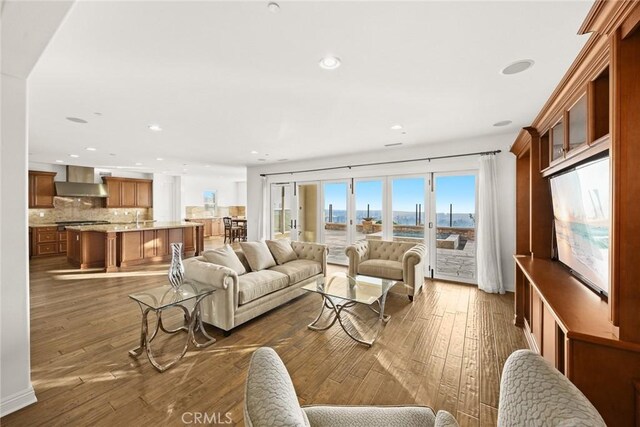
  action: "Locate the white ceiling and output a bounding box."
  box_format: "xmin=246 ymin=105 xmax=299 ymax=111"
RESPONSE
xmin=28 ymin=0 xmax=594 ymax=175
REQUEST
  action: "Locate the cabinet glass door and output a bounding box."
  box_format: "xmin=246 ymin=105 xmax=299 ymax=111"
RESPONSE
xmin=551 ymin=120 xmax=565 ymax=162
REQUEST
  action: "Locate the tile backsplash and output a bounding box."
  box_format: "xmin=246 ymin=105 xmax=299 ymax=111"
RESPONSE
xmin=29 ymin=196 xmax=152 ymax=224
xmin=184 ymin=205 xmax=246 ymax=219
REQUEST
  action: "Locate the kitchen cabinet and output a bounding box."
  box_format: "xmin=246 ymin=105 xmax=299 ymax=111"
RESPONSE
xmin=102 ymin=177 xmax=153 ymax=208
xmin=30 ymin=226 xmax=67 ymax=257
xmin=28 ymin=171 xmax=57 ymax=208
xmin=185 ymin=218 xmax=223 ymax=238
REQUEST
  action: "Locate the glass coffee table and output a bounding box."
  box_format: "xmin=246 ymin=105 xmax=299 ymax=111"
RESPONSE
xmin=302 ymin=273 xmax=396 ymax=347
xmin=129 ymin=281 xmax=216 ymax=372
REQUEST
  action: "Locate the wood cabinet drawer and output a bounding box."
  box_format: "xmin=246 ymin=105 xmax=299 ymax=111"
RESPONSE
xmin=37 ymin=231 xmax=57 ymax=243
xmin=36 ymin=243 xmax=58 ymax=256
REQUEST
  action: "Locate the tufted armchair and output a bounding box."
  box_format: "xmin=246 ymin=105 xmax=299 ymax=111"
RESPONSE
xmin=345 ymin=239 xmax=426 ymax=301
xmin=244 ymin=347 xmax=459 ymax=427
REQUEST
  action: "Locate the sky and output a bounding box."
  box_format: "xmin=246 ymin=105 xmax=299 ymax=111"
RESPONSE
xmin=322 ymin=175 xmax=476 ymax=213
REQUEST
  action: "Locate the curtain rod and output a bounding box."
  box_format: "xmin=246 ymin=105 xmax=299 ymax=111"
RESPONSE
xmin=259 ymin=149 xmax=501 ymax=177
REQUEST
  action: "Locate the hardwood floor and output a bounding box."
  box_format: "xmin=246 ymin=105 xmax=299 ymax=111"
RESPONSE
xmin=2 ymin=239 xmax=527 ymax=426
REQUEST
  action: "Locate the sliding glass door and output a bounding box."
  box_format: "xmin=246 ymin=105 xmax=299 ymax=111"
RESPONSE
xmin=296 ymin=182 xmax=319 ymax=243
xmin=430 ymin=172 xmax=477 ymax=283
xmin=391 ymin=177 xmax=426 ymax=243
xmin=322 ymin=181 xmax=350 ymax=265
xmin=271 ymin=183 xmax=293 ymax=240
xmin=354 ymin=179 xmax=384 ymax=242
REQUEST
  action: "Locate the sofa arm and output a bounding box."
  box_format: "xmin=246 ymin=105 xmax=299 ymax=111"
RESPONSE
xmin=345 ymin=240 xmax=369 ymax=277
xmin=291 ymin=241 xmax=328 ymax=276
xmin=497 ymin=350 xmax=605 ymax=427
xmin=402 ymin=244 xmax=426 ymax=296
xmin=184 ymin=257 xmax=237 ymax=290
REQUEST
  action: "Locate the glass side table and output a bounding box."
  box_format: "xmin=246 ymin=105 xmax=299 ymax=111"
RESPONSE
xmin=128 ymin=281 xmax=216 ymax=372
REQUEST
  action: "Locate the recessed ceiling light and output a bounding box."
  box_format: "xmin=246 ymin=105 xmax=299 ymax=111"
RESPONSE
xmin=277 ymin=158 xmax=288 ymax=162
xmin=85 ymin=147 xmax=97 ymax=151
xmin=183 ymin=169 xmax=189 ymax=172
xmin=93 ymin=112 xmax=102 ymax=116
xmin=500 ymin=59 xmax=535 ymax=75
xmin=156 ymin=157 xmax=164 ymax=161
xmin=69 ymin=154 xmax=79 ymax=158
xmin=267 ymin=2 xmax=280 ymax=12
xmin=390 ymin=124 xmax=403 ymax=130
xmin=258 ymin=158 xmax=267 ymax=162
xmin=250 ymin=150 xmax=259 ymax=154
xmin=148 ymin=124 xmax=162 ymax=132
xmin=109 ymin=153 xmax=116 ymax=156
xmin=384 ymin=143 xmax=403 ymax=147
xmin=55 ymin=160 xmax=64 ymax=163
xmin=66 ymin=117 xmax=87 ymax=124
xmin=205 ymin=165 xmax=211 ymax=168
xmin=135 ymin=162 xmax=143 ymax=166
xmin=401 ymin=131 xmax=407 ymax=135
xmin=493 ymin=120 xmax=513 ymax=127
xmin=116 ymin=166 xmax=124 ymax=169
xmin=319 ymin=56 xmax=341 ymax=70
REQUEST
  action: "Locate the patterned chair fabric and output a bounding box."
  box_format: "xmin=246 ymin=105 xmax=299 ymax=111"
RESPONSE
xmin=497 ymin=350 xmax=606 ymax=427
xmin=244 ymin=347 xmax=458 ymax=427
xmin=345 ymin=239 xmax=426 ymax=299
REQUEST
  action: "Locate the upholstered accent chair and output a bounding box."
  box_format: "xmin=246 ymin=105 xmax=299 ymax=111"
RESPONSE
xmin=345 ymin=239 xmax=426 ymax=301
xmin=244 ymin=347 xmax=458 ymax=427
xmin=498 ymin=350 xmax=605 ymax=427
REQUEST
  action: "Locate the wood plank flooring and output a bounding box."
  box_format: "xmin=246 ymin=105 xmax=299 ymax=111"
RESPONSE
xmin=2 ymin=239 xmax=527 ymax=426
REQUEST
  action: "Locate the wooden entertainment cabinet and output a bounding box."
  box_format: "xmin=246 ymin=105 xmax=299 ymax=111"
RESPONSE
xmin=510 ymin=2 xmax=640 ymax=425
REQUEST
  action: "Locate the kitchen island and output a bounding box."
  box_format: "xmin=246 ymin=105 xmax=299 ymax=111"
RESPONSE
xmin=65 ymin=221 xmax=204 ymax=272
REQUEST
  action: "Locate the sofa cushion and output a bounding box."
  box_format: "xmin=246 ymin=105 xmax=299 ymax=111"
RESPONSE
xmin=269 ymin=259 xmax=321 ymax=284
xmin=202 ymin=245 xmax=246 ymax=275
xmin=358 ymin=259 xmax=403 ymax=281
xmin=240 ymin=241 xmax=277 ymax=271
xmin=234 ymin=249 xmax=252 ymax=273
xmin=266 ymin=239 xmax=298 ymax=265
xmin=238 ymin=270 xmax=289 ymax=305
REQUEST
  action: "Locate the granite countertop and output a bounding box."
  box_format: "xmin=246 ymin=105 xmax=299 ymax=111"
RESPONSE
xmin=29 ymin=223 xmax=60 ymax=228
xmin=185 ymin=217 xmax=221 ymax=220
xmin=65 ymin=221 xmax=200 ymax=232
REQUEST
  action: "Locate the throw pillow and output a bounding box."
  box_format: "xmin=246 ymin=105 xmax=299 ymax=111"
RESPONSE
xmin=240 ymin=241 xmax=277 ymax=271
xmin=266 ymin=239 xmax=297 ymax=265
xmin=202 ymin=245 xmax=246 ymax=275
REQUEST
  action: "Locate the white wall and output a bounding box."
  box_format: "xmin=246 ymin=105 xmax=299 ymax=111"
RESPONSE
xmin=179 ymin=173 xmax=246 ymax=218
xmin=152 ymin=173 xmax=180 ymax=221
xmin=1 ymin=0 xmax=75 ymax=416
xmin=246 ymin=132 xmax=517 ymax=291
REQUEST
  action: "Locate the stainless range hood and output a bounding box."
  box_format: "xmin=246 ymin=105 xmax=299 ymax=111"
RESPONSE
xmin=54 ymin=166 xmax=108 ymax=198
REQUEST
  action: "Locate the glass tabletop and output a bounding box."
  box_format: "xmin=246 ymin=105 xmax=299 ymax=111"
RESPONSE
xmin=129 ymin=281 xmax=216 ymax=310
xmin=302 ymin=273 xmax=396 ymax=305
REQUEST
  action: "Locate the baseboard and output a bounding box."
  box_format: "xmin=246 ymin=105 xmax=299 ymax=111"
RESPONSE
xmin=0 ymin=385 xmax=37 ymax=418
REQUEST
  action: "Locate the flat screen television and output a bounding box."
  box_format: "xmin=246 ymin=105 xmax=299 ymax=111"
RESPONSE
xmin=549 ymin=154 xmax=610 ymax=297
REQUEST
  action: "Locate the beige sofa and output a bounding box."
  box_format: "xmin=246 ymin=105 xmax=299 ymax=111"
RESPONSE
xmin=345 ymin=239 xmax=426 ymax=301
xmin=184 ymin=241 xmax=328 ymax=334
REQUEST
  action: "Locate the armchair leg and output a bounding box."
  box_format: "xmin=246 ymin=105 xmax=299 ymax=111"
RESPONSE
xmin=223 ymin=330 xmax=232 ymax=337
xmin=408 ymin=295 xmax=414 ymax=302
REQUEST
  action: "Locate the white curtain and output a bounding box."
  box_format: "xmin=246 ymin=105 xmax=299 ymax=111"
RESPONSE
xmin=477 ymin=154 xmax=504 ymax=294
xmin=257 ymin=176 xmax=268 ymax=240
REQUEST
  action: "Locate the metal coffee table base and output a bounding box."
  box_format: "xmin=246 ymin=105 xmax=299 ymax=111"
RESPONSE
xmin=308 ymin=295 xmax=390 ymax=347
xmin=129 ymin=293 xmax=216 ymax=372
